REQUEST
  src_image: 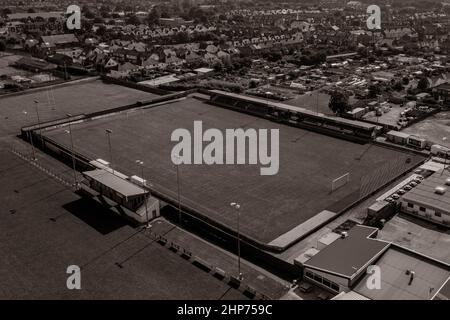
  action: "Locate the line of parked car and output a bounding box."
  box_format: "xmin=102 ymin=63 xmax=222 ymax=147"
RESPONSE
xmin=385 ymin=175 xmax=424 ymax=203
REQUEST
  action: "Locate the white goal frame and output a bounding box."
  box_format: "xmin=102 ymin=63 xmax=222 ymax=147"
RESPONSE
xmin=331 ymin=173 xmax=350 ymax=193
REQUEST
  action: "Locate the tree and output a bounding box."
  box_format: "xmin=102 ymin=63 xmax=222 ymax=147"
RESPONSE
xmin=368 ymin=84 xmax=381 ymax=98
xmin=298 ymin=50 xmax=326 ymax=66
xmin=82 ymin=6 xmax=95 ymax=19
xmin=2 ymin=8 xmax=12 ymax=16
xmin=0 ymin=41 xmax=6 ymax=51
xmin=93 ymin=17 xmax=105 ymax=24
xmin=417 ymin=77 xmax=429 ymax=91
xmin=126 ymin=15 xmax=140 ymax=25
xmin=328 ymin=91 xmax=350 ymax=115
xmin=96 ymin=25 xmax=107 ymax=37
xmin=393 ymin=81 xmax=403 ymax=91
xmin=147 ymin=7 xmax=161 ymax=26
xmin=213 ymin=60 xmax=224 ymax=72
xmin=174 ymin=31 xmax=189 ymax=43
xmin=100 ymin=5 xmax=111 ymax=18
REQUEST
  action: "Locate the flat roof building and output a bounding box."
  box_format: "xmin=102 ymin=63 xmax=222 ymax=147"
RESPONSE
xmin=82 ymin=169 xmax=160 ymax=224
xmin=300 ymin=225 xmax=450 ymax=299
xmin=302 ymin=226 xmax=390 ymax=293
xmin=400 ymin=169 xmax=450 ymax=226
xmin=353 ymin=246 xmax=450 ymax=300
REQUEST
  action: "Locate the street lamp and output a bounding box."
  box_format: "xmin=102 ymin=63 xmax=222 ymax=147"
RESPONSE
xmin=136 ymin=160 xmax=150 ymax=229
xmin=105 ymin=129 xmax=114 ymax=174
xmin=22 ymin=111 xmax=36 ymax=161
xmin=65 ymin=113 xmax=77 ymax=188
xmin=230 ymin=202 xmax=243 ymax=281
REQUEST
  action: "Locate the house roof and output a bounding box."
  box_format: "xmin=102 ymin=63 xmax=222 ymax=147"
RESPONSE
xmin=7 ymin=12 xmax=64 ymax=20
xmin=303 ymin=225 xmax=390 ymax=278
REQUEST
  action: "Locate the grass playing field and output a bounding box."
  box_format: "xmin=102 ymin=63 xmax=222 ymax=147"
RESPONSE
xmin=0 ymin=79 xmax=160 ymax=136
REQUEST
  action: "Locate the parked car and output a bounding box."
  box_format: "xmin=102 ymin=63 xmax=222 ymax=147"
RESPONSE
xmin=404 ymin=185 xmax=412 ymax=191
xmin=410 ymin=181 xmax=418 ymax=187
xmin=397 ymin=189 xmax=406 ymax=195
xmin=385 ymin=197 xmax=395 ymax=203
xmin=392 ymin=194 xmax=400 ymax=200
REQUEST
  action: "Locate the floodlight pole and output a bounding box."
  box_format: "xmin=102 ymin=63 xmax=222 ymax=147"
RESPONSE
xmin=174 ymin=155 xmax=182 ymax=225
xmin=23 ymin=111 xmax=36 ymax=161
xmin=106 ymin=129 xmax=114 ymax=174
xmin=34 ymin=100 xmax=42 ymax=143
xmin=136 ymin=160 xmax=150 ymax=228
xmin=66 ymin=113 xmax=77 ymax=188
xmin=230 ymin=202 xmax=243 ymax=280
xmin=316 ymin=88 xmax=319 ymax=115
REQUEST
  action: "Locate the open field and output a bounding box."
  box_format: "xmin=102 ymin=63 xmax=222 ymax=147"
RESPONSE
xmin=0 ymin=146 xmax=248 ymax=299
xmin=42 ymin=97 xmax=424 ymax=245
xmin=0 ymin=54 xmax=26 ymax=77
xmin=285 ymin=90 xmax=332 ymax=115
xmin=403 ymin=111 xmax=450 ymax=149
xmin=0 ymin=80 xmax=160 ymax=136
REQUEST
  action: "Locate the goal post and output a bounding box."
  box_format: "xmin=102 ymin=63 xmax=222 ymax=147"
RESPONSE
xmin=331 ymin=173 xmax=350 ymax=193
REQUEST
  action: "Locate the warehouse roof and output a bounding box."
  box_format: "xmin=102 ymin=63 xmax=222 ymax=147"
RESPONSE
xmin=41 ymin=34 xmax=79 ymax=47
xmin=303 ymin=225 xmax=390 ymax=279
xmin=401 ymin=169 xmax=450 ymax=214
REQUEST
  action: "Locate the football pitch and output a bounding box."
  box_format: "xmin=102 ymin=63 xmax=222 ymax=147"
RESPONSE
xmin=42 ymin=97 xmax=425 ymax=245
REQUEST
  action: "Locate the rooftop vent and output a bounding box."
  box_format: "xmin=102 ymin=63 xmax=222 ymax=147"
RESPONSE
xmin=435 ymin=186 xmax=446 ymax=195
xmin=446 ymin=178 xmax=450 ymax=186
xmin=341 ymin=231 xmax=348 ymax=239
